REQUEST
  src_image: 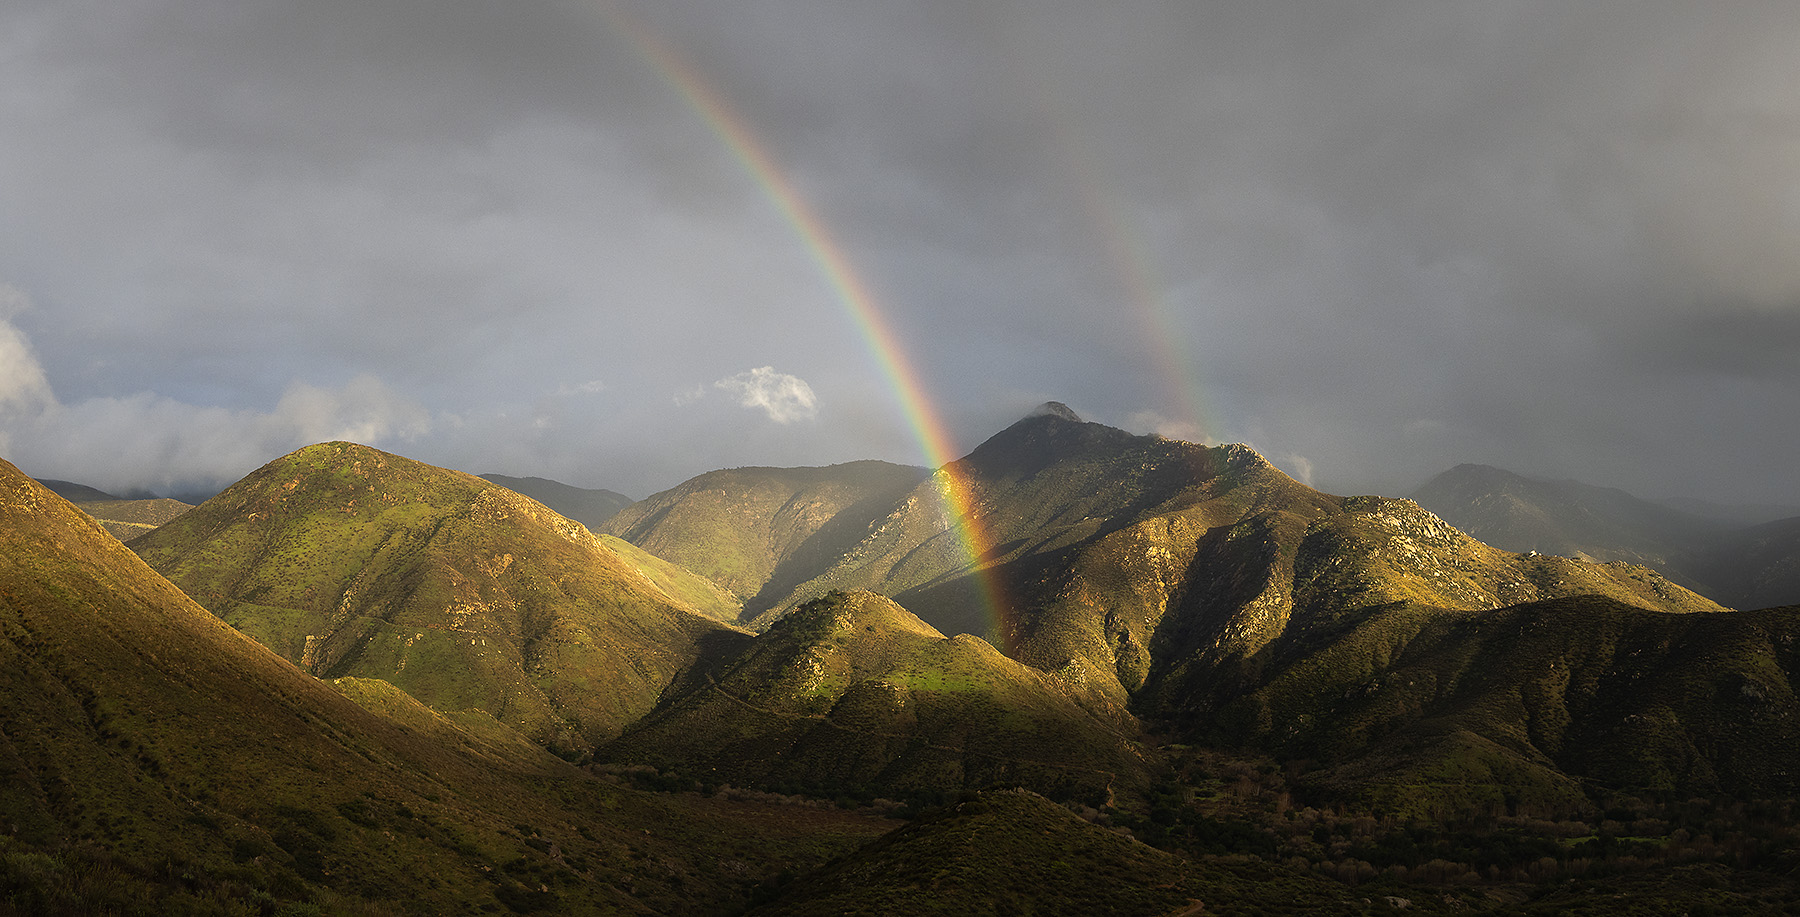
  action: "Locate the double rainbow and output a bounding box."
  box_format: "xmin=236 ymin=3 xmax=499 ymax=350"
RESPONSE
xmin=601 ymin=6 xmax=1017 ymax=648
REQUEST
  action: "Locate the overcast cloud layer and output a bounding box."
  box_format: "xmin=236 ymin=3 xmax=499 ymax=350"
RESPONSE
xmin=3 ymin=0 xmax=1798 ymax=506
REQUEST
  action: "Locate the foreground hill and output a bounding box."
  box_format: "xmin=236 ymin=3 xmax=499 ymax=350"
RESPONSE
xmin=600 ymin=460 xmax=929 ymax=619
xmin=747 ymin=790 xmax=1205 ymax=917
xmin=0 ymin=456 xmax=891 ymax=914
xmin=606 ymin=590 xmax=1153 ymax=803
xmin=479 ymin=473 xmax=634 ymax=531
xmin=131 ymin=442 xmax=736 ymax=755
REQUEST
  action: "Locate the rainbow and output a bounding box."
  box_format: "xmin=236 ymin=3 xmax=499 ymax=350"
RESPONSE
xmin=1036 ymin=93 xmax=1214 ymax=444
xmin=599 ymin=5 xmax=1018 ymax=649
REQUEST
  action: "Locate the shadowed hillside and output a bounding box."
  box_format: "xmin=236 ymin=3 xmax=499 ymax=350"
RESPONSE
xmin=1195 ymin=594 xmax=1800 ymax=816
xmin=130 ymin=442 xmax=737 ymax=756
xmin=479 ymin=473 xmax=634 ymax=532
xmin=746 ymin=790 xmax=1210 ymax=917
xmin=0 ymin=456 xmax=892 ymax=914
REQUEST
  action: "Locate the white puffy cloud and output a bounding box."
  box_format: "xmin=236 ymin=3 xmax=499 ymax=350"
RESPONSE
xmin=714 ymin=366 xmax=818 ymax=424
xmin=0 ymin=291 xmax=54 ymax=417
xmin=0 ymin=310 xmax=429 ymax=495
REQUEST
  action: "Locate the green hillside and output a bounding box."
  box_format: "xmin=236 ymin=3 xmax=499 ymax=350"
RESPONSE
xmin=600 ymin=460 xmax=928 ymax=616
xmin=130 ymin=441 xmax=736 ymax=756
xmin=598 ymin=532 xmax=745 ymax=623
xmin=604 ymin=590 xmax=1154 ymax=804
xmin=0 ymin=455 xmax=892 ymax=914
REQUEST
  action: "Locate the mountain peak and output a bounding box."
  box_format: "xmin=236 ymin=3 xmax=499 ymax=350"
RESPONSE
xmin=1026 ymin=401 xmax=1083 ymax=423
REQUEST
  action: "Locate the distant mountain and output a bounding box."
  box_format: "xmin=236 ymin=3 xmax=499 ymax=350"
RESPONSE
xmin=131 ymin=441 xmax=738 ymax=756
xmin=605 ymin=590 xmax=1153 ymax=802
xmin=30 ymin=476 xmax=194 ymax=541
xmin=480 ymin=472 xmax=634 ymax=531
xmin=1412 ymin=463 xmax=1800 ymax=608
xmin=1687 ymin=515 xmax=1800 ymax=611
xmin=1660 ymin=495 xmax=1800 ymax=527
xmin=1410 ymin=463 xmax=1723 ymax=570
xmin=0 ymin=455 xmax=888 ymax=914
xmin=601 ymin=460 xmax=929 ymax=617
xmin=33 ymin=477 xmax=119 ymax=501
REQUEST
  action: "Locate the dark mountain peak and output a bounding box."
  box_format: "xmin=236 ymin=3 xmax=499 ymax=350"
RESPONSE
xmin=480 ymin=473 xmax=634 ymax=531
xmin=969 ymin=404 xmax=1139 ymax=474
xmin=1026 ymin=401 xmax=1083 ymax=423
xmin=32 ymin=478 xmax=120 ymax=502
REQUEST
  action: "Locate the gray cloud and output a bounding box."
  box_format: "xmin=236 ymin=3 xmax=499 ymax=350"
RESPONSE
xmin=3 ymin=0 xmax=1798 ymax=506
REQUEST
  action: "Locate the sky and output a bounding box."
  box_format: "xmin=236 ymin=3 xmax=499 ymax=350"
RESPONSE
xmin=3 ymin=0 xmax=1799 ymax=507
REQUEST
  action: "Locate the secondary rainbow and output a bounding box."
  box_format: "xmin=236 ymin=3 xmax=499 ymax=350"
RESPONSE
xmin=600 ymin=5 xmax=1018 ymax=648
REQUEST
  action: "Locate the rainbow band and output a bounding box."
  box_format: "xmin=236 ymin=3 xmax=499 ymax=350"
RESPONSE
xmin=600 ymin=5 xmax=1017 ymax=650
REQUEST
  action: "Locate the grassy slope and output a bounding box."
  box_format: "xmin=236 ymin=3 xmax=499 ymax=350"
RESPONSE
xmin=130 ymin=442 xmax=733 ymax=754
xmin=598 ymin=533 xmax=744 ymax=623
xmin=605 ymin=590 xmax=1154 ymax=803
xmin=0 ymin=455 xmax=893 ymax=914
xmin=600 ymin=461 xmax=928 ymax=613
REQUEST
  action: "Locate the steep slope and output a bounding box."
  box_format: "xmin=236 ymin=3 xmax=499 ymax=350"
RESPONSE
xmin=131 ymin=441 xmax=736 ymax=755
xmin=1411 ymin=463 xmax=1724 ymax=587
xmin=604 ymin=590 xmax=1153 ymax=803
xmin=601 ymin=460 xmax=929 ymax=617
xmin=1207 ymin=595 xmax=1800 ymax=816
xmin=740 ymin=407 xmax=1718 ymax=719
xmin=0 ymin=456 xmax=891 ymax=914
xmin=480 ymin=473 xmax=633 ymax=531
xmin=598 ymin=532 xmax=745 ymax=623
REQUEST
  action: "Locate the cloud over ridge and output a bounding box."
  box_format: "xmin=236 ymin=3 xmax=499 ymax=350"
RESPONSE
xmin=715 ymin=366 xmax=818 ymax=424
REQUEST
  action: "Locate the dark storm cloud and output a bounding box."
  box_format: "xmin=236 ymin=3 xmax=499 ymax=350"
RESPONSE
xmin=1 ymin=0 xmax=1797 ymax=505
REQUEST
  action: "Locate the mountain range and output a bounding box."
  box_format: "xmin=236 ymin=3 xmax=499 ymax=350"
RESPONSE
xmin=1412 ymin=462 xmax=1800 ymax=610
xmin=8 ymin=403 xmax=1800 ymax=913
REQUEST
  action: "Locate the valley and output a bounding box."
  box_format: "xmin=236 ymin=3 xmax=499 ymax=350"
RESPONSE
xmin=6 ymin=405 xmax=1800 ymax=914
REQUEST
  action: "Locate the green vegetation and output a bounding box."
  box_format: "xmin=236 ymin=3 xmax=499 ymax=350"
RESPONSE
xmin=0 ymin=458 xmax=893 ymax=915
xmin=14 ymin=406 xmax=1800 ymax=915
xmin=604 ymin=591 xmax=1154 ymax=805
xmin=130 ymin=442 xmax=736 ymax=752
xmin=600 ymin=461 xmax=928 ymax=615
